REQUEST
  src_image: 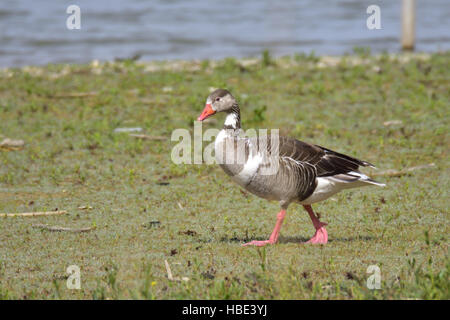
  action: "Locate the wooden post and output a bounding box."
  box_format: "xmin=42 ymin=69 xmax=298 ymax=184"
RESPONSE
xmin=402 ymin=0 xmax=416 ymax=50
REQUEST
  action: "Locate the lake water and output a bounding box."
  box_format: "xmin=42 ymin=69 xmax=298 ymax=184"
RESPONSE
xmin=0 ymin=0 xmax=449 ymax=67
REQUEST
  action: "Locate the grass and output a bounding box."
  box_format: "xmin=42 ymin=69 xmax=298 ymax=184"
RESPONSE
xmin=0 ymin=51 xmax=448 ymax=299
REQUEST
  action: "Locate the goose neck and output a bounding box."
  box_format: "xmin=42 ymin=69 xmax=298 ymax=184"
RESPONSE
xmin=223 ymin=104 xmax=241 ymax=130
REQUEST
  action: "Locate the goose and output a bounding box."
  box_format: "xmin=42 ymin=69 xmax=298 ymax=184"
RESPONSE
xmin=197 ymin=89 xmax=385 ymax=246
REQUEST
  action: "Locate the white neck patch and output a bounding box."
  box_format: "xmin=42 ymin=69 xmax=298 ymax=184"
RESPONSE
xmin=224 ymin=113 xmax=238 ymax=128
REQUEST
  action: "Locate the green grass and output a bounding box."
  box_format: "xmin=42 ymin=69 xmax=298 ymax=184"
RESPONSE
xmin=0 ymin=52 xmax=448 ymax=299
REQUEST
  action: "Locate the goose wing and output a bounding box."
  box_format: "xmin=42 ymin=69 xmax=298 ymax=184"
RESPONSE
xmin=277 ymin=136 xmax=374 ymax=177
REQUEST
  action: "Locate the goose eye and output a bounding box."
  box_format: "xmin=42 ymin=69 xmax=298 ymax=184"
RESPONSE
xmin=215 ymin=97 xmax=220 ymax=102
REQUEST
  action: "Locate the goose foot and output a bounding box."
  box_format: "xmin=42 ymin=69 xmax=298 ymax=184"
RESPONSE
xmin=242 ymin=209 xmax=286 ymax=247
xmin=306 ymin=224 xmax=328 ymax=244
xmin=242 ymin=240 xmax=274 ymax=247
xmin=303 ymin=205 xmax=328 ymax=244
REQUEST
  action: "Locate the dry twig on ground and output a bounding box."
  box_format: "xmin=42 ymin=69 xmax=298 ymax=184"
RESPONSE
xmin=128 ymin=134 xmax=166 ymax=141
xmin=0 ymin=210 xmax=67 ymax=217
xmin=48 ymin=92 xmax=98 ymax=98
xmin=0 ymin=138 xmax=25 ymax=150
xmin=32 ymin=223 xmax=94 ymax=233
xmin=371 ymin=163 xmax=435 ymax=178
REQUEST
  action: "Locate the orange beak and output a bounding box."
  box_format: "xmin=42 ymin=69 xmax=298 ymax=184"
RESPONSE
xmin=197 ymin=103 xmax=216 ymax=121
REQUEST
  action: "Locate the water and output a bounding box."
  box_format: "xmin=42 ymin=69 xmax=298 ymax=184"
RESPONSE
xmin=0 ymin=0 xmax=449 ymax=67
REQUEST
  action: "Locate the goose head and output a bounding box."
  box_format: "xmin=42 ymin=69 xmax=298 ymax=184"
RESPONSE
xmin=197 ymin=89 xmax=237 ymax=121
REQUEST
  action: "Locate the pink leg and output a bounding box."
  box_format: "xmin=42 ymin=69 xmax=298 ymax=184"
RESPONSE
xmin=242 ymin=210 xmax=286 ymax=247
xmin=303 ymin=205 xmax=328 ymax=244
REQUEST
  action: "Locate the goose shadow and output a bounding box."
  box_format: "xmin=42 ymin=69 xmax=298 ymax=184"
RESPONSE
xmin=217 ymin=235 xmax=377 ymax=244
xmin=278 ymin=235 xmax=377 ymax=244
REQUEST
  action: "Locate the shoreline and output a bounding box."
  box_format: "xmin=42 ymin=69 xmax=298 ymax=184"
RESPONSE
xmin=0 ymin=51 xmax=442 ymax=78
